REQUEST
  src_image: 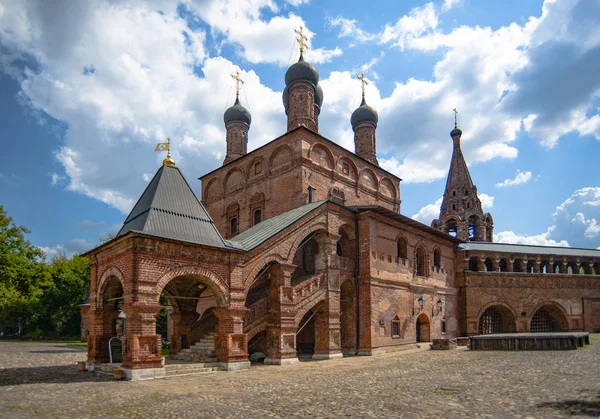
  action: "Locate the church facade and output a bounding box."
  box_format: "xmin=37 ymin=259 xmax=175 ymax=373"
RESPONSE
xmin=81 ymin=52 xmax=600 ymax=380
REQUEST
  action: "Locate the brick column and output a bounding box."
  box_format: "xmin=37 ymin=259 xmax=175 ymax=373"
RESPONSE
xmin=265 ymin=264 xmax=299 ymax=365
xmin=87 ymin=308 xmax=118 ymax=364
xmin=120 ymin=301 xmax=164 ymax=380
xmin=213 ymin=307 xmax=250 ymax=370
xmin=313 ymin=237 xmax=343 ymax=360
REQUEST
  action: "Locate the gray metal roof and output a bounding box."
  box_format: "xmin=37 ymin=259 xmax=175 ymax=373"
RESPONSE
xmin=228 ymin=201 xmax=327 ymax=251
xmin=117 ymin=165 xmax=231 ymax=249
xmin=458 ymin=242 xmax=600 ymax=258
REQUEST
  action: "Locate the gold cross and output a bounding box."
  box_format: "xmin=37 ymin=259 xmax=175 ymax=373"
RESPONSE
xmin=294 ymin=26 xmax=309 ymax=56
xmin=231 ymin=70 xmax=245 ymax=99
xmin=453 ymin=108 xmax=459 ymax=128
xmin=357 ymin=72 xmax=368 ymax=99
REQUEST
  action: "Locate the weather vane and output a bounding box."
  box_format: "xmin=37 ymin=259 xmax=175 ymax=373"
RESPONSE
xmin=453 ymin=108 xmax=459 ymax=128
xmin=294 ymin=26 xmax=309 ymax=56
xmin=155 ymin=136 xmax=175 ymax=166
xmin=231 ymin=70 xmax=245 ymax=99
xmin=357 ymin=71 xmax=368 ymax=99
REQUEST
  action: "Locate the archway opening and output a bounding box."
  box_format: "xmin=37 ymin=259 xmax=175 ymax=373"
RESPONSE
xmin=244 ymin=263 xmax=274 ymax=362
xmin=159 ymin=275 xmax=220 ymax=361
xmin=340 ymin=280 xmax=356 ymax=356
xmin=416 ymin=313 xmax=430 ymax=343
xmin=101 ymin=276 xmax=124 ymax=337
xmin=296 ymin=308 xmax=317 ymax=359
xmin=478 ymin=305 xmax=516 ymax=335
xmin=530 ymin=305 xmax=568 ymax=333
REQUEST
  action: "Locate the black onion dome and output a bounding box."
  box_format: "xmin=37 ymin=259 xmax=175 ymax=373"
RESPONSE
xmin=450 ymin=126 xmax=462 ymax=138
xmin=285 ymin=55 xmax=319 ymax=87
xmin=224 ymin=97 xmax=251 ymax=126
xmin=351 ymin=98 xmax=378 ymax=128
xmin=282 ymin=85 xmax=289 ymax=109
xmin=315 ymin=84 xmax=323 ymax=108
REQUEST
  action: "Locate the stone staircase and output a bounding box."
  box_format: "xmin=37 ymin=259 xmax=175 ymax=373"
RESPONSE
xmin=164 ymin=361 xmax=220 ymax=377
xmin=169 ymin=332 xmax=217 ymax=363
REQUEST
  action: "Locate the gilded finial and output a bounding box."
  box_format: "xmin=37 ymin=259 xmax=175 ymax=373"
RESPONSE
xmin=453 ymin=108 xmax=459 ymax=128
xmin=155 ymin=137 xmax=175 ymax=166
xmin=231 ymin=70 xmax=245 ymax=100
xmin=294 ymin=26 xmax=309 ymax=57
xmin=357 ymin=72 xmax=368 ymax=100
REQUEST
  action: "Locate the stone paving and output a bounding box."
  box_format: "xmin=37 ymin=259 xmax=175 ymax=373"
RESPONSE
xmin=0 ymin=338 xmax=599 ymax=418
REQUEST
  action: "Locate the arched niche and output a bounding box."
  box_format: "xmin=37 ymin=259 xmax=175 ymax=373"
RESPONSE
xmin=380 ymin=178 xmax=396 ymax=200
xmin=309 ymin=143 xmax=334 ymax=169
xmin=225 ymin=168 xmax=245 ymax=193
xmin=204 ymin=177 xmax=223 ymax=200
xmin=269 ymin=144 xmax=294 ymax=170
xmin=337 ymin=157 xmax=358 ymax=180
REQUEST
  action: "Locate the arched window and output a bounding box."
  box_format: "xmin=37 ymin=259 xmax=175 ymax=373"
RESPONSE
xmin=526 ymin=260 xmax=535 ymax=273
xmin=484 ymin=258 xmax=495 ymax=272
xmin=415 ymin=247 xmax=426 ymax=276
xmin=392 ymin=315 xmax=400 ymax=337
xmin=446 ymin=220 xmax=457 ymax=237
xmin=468 ymin=215 xmax=477 ymax=241
xmin=433 ymin=248 xmax=441 ymax=268
xmin=468 ymin=257 xmax=479 ymax=271
xmin=397 ymin=237 xmax=408 ymax=260
xmin=513 ymin=259 xmax=523 ymax=273
xmin=453 ymin=191 xmax=456 ymax=197
xmin=230 ymin=217 xmax=238 ymax=235
xmin=499 ymin=259 xmax=508 ymax=272
xmin=253 ymin=209 xmax=262 ymax=226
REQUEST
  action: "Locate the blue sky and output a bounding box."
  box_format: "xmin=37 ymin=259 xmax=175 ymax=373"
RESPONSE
xmin=0 ymin=0 xmax=599 ymax=258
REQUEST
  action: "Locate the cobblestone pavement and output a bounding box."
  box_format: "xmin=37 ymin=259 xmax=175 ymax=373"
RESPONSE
xmin=0 ymin=338 xmax=599 ymax=418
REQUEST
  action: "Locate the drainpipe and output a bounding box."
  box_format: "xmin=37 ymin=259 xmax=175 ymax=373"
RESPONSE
xmin=354 ymin=214 xmax=360 ymax=355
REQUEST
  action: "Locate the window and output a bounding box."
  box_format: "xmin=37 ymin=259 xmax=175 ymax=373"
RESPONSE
xmin=392 ymin=316 xmax=401 ymax=337
xmin=253 ymin=209 xmax=262 ymax=225
xmin=336 ymin=242 xmax=342 ymax=256
xmin=441 ymin=320 xmax=446 ymax=334
xmin=397 ymin=237 xmax=408 ymax=260
xmin=433 ymin=248 xmax=442 ymax=268
xmin=447 ymin=220 xmax=457 ymax=237
xmin=342 ymin=162 xmax=350 ymax=175
xmin=415 ymin=247 xmax=426 ymax=276
xmin=453 ymin=191 xmax=456 ymax=197
xmin=254 ymin=162 xmax=262 ymax=175
xmin=452 ymin=204 xmax=456 ymax=210
xmin=230 ymin=217 xmax=238 ymax=234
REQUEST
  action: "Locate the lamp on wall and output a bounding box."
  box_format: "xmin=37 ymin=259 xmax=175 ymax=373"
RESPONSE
xmin=433 ymin=298 xmax=443 ymax=316
xmin=413 ymin=296 xmax=425 ymax=316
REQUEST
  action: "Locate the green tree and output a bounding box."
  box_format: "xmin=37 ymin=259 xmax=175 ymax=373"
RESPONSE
xmin=40 ymin=255 xmax=90 ymax=336
xmin=0 ymin=206 xmax=52 ymax=334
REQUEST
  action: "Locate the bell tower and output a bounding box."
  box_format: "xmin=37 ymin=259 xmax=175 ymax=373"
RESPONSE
xmin=432 ymin=110 xmax=493 ymax=242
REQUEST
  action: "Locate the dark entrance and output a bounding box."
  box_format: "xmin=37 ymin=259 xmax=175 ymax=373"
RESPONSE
xmin=478 ymin=305 xmax=516 ymax=335
xmin=530 ymin=306 xmax=567 ymax=332
xmin=416 ymin=313 xmax=430 ymax=342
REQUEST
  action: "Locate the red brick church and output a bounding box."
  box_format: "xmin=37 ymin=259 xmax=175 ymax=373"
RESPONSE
xmin=81 ymin=50 xmax=600 ymax=380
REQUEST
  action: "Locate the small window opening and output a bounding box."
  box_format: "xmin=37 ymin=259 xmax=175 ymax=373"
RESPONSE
xmin=253 ymin=209 xmax=262 ymax=225
xmin=392 ymin=316 xmax=400 ymax=337
xmin=441 ymin=320 xmax=446 ymax=334
xmin=230 ymin=217 xmax=238 ymax=234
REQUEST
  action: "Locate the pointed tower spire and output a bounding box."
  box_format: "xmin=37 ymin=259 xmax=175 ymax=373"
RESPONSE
xmin=431 ymin=111 xmax=494 ymax=242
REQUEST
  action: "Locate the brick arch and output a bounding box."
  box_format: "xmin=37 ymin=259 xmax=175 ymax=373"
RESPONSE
xmin=96 ymin=266 xmax=125 ymax=306
xmin=336 ymin=156 xmax=358 ymax=180
xmin=286 ymin=222 xmax=329 ymax=262
xmin=475 ymin=301 xmax=519 ymax=323
xmin=528 ymin=301 xmax=570 ymax=327
xmin=269 ymin=143 xmax=294 ymax=170
xmin=295 ymin=298 xmax=326 ymax=327
xmin=359 ymin=168 xmax=378 ymax=190
xmin=379 ymin=177 xmax=397 ymax=200
xmin=246 ymin=155 xmax=266 ymax=179
xmin=224 ymin=167 xmax=246 ymax=193
xmin=308 ymin=143 xmax=334 ymax=169
xmin=155 ymin=265 xmax=229 ymax=307
xmin=204 ymin=176 xmax=223 ymax=200
xmin=243 ymin=253 xmax=288 ymax=291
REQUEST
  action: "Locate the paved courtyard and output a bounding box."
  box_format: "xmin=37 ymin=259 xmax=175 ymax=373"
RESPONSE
xmin=0 ymin=338 xmax=599 ymax=418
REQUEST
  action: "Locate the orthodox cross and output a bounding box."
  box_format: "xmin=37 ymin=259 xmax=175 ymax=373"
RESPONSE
xmin=231 ymin=70 xmax=245 ymax=99
xmin=294 ymin=26 xmax=309 ymax=56
xmin=453 ymin=108 xmax=459 ymax=128
xmin=357 ymin=72 xmax=368 ymax=99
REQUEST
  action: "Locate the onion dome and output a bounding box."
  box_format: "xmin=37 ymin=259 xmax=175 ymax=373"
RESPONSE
xmin=315 ymin=84 xmax=323 ymax=109
xmin=450 ymin=125 xmax=462 ymax=138
xmin=351 ymin=97 xmax=378 ymax=128
xmin=282 ymin=85 xmax=290 ymax=109
xmin=224 ymin=97 xmax=251 ymax=126
xmin=285 ymin=55 xmax=319 ymax=87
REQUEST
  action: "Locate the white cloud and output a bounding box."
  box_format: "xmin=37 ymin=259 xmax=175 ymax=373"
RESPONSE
xmin=329 ymin=17 xmax=378 ymax=43
xmin=442 ymin=0 xmax=462 ymax=12
xmin=40 ymin=238 xmax=95 ymax=259
xmin=285 ymin=0 xmax=310 ymax=6
xmin=494 ymin=227 xmax=569 ymax=247
xmin=189 ymin=0 xmax=340 ymax=66
xmin=50 ymin=173 xmax=65 ymax=186
xmin=495 ymin=170 xmax=532 ymax=188
xmin=411 ymin=197 xmax=443 ymax=224
xmin=380 ymin=3 xmax=439 ymax=50
xmin=479 ymin=193 xmax=494 ymax=210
